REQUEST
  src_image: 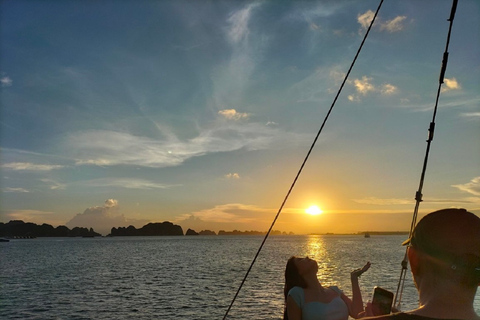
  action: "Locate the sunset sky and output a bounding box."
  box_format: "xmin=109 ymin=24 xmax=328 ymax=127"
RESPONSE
xmin=1 ymin=0 xmax=479 ymax=236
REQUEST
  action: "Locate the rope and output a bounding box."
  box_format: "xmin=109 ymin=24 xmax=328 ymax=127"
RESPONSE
xmin=393 ymin=0 xmax=458 ymax=310
xmin=221 ymin=1 xmax=385 ymax=318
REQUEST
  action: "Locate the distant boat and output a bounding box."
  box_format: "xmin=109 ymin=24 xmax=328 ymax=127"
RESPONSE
xmin=364 ymin=233 xmax=370 ymax=238
xmin=0 ymin=238 xmax=10 ymax=242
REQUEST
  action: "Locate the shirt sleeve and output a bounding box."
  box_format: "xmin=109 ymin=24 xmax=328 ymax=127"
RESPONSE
xmin=287 ymin=286 xmax=304 ymax=309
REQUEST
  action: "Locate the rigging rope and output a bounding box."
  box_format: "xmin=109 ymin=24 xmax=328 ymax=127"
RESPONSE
xmin=221 ymin=0 xmax=385 ymax=318
xmin=393 ymin=0 xmax=458 ymax=310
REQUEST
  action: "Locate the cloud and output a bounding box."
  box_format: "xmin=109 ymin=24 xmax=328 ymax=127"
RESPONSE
xmin=329 ymin=68 xmax=346 ymax=85
xmin=354 ymin=76 xmax=375 ymax=95
xmin=177 ymin=203 xmax=273 ymax=224
xmin=381 ymin=83 xmax=397 ymax=95
xmin=212 ymin=3 xmax=264 ymax=112
xmin=80 ymin=178 xmax=175 ymax=189
xmin=1 ymin=76 xmax=12 ymax=87
xmin=40 ymin=179 xmax=66 ymax=190
xmin=2 ymin=209 xmax=55 ymax=223
xmin=218 ymin=109 xmax=250 ymax=120
xmin=358 ymin=10 xmax=408 ymax=32
xmin=227 ymin=3 xmax=260 ymax=44
xmin=348 ymin=95 xmax=360 ymax=102
xmin=352 ymin=197 xmax=413 ymax=205
xmin=66 ymin=122 xmax=309 ymax=168
xmin=441 ymin=77 xmax=461 ymax=93
xmin=357 ymin=10 xmax=375 ymax=30
xmin=1 ymin=162 xmax=64 ymax=171
xmin=65 ymin=199 xmax=149 ymax=235
xmin=225 ymin=173 xmax=240 ymax=179
xmin=3 ymin=187 xmax=29 ymax=193
xmin=452 ymin=177 xmax=480 ymax=196
xmin=380 ymin=16 xmax=407 ymax=32
xmin=104 ymin=199 xmax=118 ymax=208
xmin=459 ymin=112 xmax=480 ymax=119
xmin=349 ymin=76 xmax=397 ymax=100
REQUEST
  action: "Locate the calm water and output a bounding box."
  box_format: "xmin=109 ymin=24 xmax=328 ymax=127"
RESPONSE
xmin=1 ymin=235 xmax=479 ymax=319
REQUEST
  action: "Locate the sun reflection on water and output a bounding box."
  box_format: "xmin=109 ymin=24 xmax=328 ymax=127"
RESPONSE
xmin=304 ymin=235 xmax=338 ymax=285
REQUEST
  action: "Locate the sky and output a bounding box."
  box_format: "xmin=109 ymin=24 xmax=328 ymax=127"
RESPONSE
xmin=1 ymin=0 xmax=479 ymax=236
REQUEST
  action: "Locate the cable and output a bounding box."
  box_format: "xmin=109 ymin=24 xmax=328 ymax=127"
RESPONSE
xmin=393 ymin=0 xmax=458 ymax=309
xmin=221 ymin=1 xmax=385 ymax=318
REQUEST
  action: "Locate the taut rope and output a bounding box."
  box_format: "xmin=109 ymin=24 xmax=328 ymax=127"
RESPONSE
xmin=393 ymin=0 xmax=459 ymax=309
xmin=222 ymin=0 xmax=385 ymax=318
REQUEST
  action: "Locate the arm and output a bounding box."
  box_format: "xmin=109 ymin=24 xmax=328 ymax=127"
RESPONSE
xmin=344 ymin=262 xmax=371 ymax=318
xmin=286 ymin=295 xmax=302 ymax=320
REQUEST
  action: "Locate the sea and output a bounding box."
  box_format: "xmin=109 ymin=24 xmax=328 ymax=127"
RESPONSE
xmin=1 ymin=235 xmax=479 ymax=320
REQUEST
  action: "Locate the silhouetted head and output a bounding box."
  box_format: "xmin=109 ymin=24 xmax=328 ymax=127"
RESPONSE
xmin=403 ymin=208 xmax=480 ymax=288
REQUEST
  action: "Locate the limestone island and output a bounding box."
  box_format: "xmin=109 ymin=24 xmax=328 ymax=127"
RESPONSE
xmin=109 ymin=221 xmax=183 ymax=236
xmin=0 ymin=220 xmax=101 ymax=238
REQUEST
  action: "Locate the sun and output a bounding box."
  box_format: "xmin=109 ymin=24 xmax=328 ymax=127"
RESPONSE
xmin=305 ymin=205 xmax=323 ymax=215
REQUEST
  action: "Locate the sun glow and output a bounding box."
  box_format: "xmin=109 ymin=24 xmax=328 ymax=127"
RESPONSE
xmin=305 ymin=205 xmax=323 ymax=215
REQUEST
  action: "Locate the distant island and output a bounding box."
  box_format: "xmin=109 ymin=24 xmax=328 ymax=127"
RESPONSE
xmin=358 ymin=231 xmax=409 ymax=235
xmin=0 ymin=220 xmax=101 ymax=238
xmin=0 ymin=220 xmax=408 ymax=238
xmin=109 ymin=222 xmax=183 ymax=236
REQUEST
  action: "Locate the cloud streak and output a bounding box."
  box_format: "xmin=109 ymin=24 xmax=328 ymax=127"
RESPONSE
xmin=80 ymin=178 xmax=176 ymax=190
xmin=66 ymin=122 xmax=309 ymax=168
xmin=452 ymin=177 xmax=480 ymax=196
xmin=1 ymin=162 xmax=64 ymax=171
xmin=352 ymin=197 xmax=413 ymax=205
xmin=3 ymin=187 xmax=29 ymax=193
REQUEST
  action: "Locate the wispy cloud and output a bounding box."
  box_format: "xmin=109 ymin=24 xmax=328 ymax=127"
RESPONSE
xmin=212 ymin=2 xmax=264 ymax=111
xmin=3 ymin=187 xmax=29 ymax=193
xmin=452 ymin=177 xmax=480 ymax=196
xmin=459 ymin=112 xmax=480 ymax=120
xmin=1 ymin=162 xmax=64 ymax=171
xmin=227 ymin=3 xmax=260 ymax=44
xmin=178 ymin=203 xmax=272 ymax=224
xmin=380 ymin=16 xmax=407 ymax=32
xmin=1 ymin=76 xmax=12 ymax=87
xmin=66 ymin=122 xmax=309 ymax=168
xmin=40 ymin=179 xmax=66 ymax=190
xmin=3 ymin=209 xmax=55 ymax=222
xmin=218 ymin=109 xmax=250 ymax=120
xmin=80 ymin=178 xmax=175 ymax=189
xmin=381 ymin=83 xmax=398 ymax=95
xmin=352 ymin=197 xmax=413 ymax=205
xmin=225 ymin=173 xmax=240 ymax=179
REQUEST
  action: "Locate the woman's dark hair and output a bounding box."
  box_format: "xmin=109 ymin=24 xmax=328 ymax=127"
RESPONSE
xmin=283 ymin=256 xmax=307 ymax=320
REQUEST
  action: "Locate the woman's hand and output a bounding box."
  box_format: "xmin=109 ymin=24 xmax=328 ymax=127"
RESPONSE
xmin=351 ymin=262 xmax=371 ymax=280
